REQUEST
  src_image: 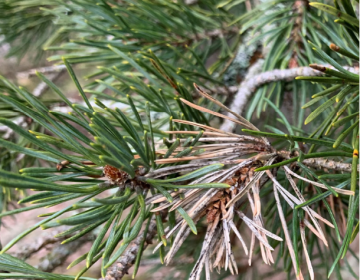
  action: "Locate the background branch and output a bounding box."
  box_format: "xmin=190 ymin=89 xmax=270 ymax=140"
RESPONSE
xmin=16 ymin=65 xmax=66 ymax=79
xmin=220 ymin=66 xmax=359 ymax=132
xmin=12 ymin=226 xmax=96 ymax=273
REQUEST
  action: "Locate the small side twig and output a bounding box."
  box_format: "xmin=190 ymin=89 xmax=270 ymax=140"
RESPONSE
xmin=278 ymin=150 xmax=357 ymax=173
xmin=302 ymin=157 xmax=356 ymax=173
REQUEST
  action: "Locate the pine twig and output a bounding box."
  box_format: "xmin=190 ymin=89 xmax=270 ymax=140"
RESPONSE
xmin=37 ymin=232 xmax=96 ymax=272
xmin=302 ymin=157 xmax=355 ymax=173
xmin=210 ymin=86 xmax=238 ymax=96
xmin=16 ymin=65 xmax=66 ymax=79
xmin=0 ymin=116 xmax=26 ymax=138
xmin=12 ymin=226 xmax=96 ymax=272
xmin=279 ymin=150 xmax=357 ymax=172
xmin=220 ymin=66 xmax=359 ymax=132
xmin=32 ymin=70 xmax=64 ymax=97
xmin=103 ymin=218 xmax=158 ymax=280
xmin=185 ymin=0 xmax=198 ymax=5
xmin=12 ymin=227 xmax=69 ymax=261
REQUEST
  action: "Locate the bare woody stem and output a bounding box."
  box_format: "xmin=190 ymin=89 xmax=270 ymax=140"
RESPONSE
xmin=302 ymin=158 xmax=354 ymax=173
xmin=17 ymin=65 xmax=66 ymax=79
xmin=37 ymin=233 xmax=96 ymax=272
xmin=277 ymin=150 xmax=356 ymax=173
xmin=12 ymin=226 xmax=96 ymax=273
xmin=220 ymin=66 xmax=359 ymax=133
xmin=33 ymin=70 xmax=65 ymax=97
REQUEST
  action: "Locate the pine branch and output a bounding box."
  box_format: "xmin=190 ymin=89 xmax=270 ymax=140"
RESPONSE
xmin=37 ymin=233 xmax=95 ymax=273
xmin=17 ymin=65 xmax=66 ymax=79
xmin=220 ymin=65 xmax=359 ymax=132
xmin=211 ymin=85 xmax=238 ymax=95
xmin=12 ymin=228 xmax=67 ymax=261
xmin=33 ymin=70 xmax=64 ymax=97
xmin=185 ymin=0 xmax=198 ymax=5
xmin=0 ymin=115 xmax=26 ymax=139
xmin=12 ymin=226 xmax=96 ymax=273
xmin=302 ymin=158 xmax=355 ymax=173
xmin=277 ymin=151 xmax=357 ymax=173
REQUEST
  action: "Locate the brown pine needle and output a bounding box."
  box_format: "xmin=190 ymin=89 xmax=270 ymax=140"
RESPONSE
xmin=237 ymin=211 xmax=274 ymax=251
xmin=248 ymin=220 xmax=283 ymax=241
xmin=164 ymin=130 xmax=228 ymax=137
xmin=155 ymin=153 xmax=251 ymax=164
xmin=248 ymin=232 xmax=255 ymax=266
xmin=228 ymin=220 xmax=248 ymax=255
xmin=303 ymin=218 xmax=325 ymax=241
xmin=300 ymin=221 xmax=315 ymax=280
xmin=172 ymin=119 xmax=240 ymax=137
xmin=180 ymin=98 xmax=251 ymax=130
xmin=271 ymin=175 xmax=304 ymax=280
xmin=193 ymin=83 xmax=261 ymax=133
xmin=268 ymin=170 xmax=330 ymax=246
xmin=284 ymin=167 xmax=354 ymax=195
xmin=339 ymin=197 xmax=347 ymax=235
xmin=169 ymin=189 xmax=203 ymax=212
